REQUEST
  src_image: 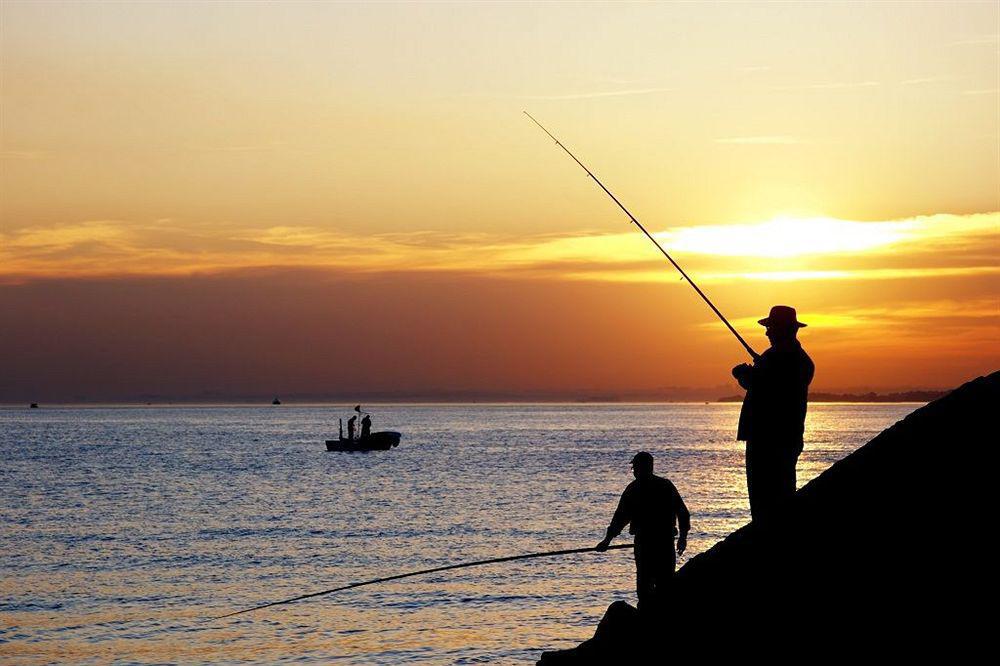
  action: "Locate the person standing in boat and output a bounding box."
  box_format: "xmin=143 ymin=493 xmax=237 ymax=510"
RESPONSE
xmin=596 ymin=451 xmax=690 ymax=613
xmin=731 ymin=305 xmax=814 ymax=521
xmin=347 ymin=414 xmax=358 ymax=441
xmin=360 ymin=413 xmax=372 ymax=439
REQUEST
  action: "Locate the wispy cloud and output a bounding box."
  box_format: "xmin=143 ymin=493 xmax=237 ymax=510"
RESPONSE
xmin=1 ymin=149 xmax=49 ymax=160
xmin=805 ymin=81 xmax=880 ymax=90
xmin=772 ymin=81 xmax=880 ymax=91
xmin=728 ymin=300 xmax=1000 ymax=359
xmin=185 ymin=140 xmax=287 ymax=153
xmin=899 ymin=76 xmax=951 ymax=86
xmin=727 ymin=299 xmax=999 ymax=327
xmin=2 ymin=213 xmax=996 ymax=286
xmin=714 ymin=135 xmax=804 ymax=145
xmin=951 ymin=34 xmax=999 ymax=46
xmin=558 ymin=265 xmax=999 ymax=286
xmin=520 ymin=87 xmax=673 ymax=100
xmin=697 ymin=266 xmax=999 ymax=284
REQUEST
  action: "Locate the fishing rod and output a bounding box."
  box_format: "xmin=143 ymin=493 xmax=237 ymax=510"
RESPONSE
xmin=213 ymin=543 xmax=634 ymax=619
xmin=524 ymin=112 xmax=759 ymax=360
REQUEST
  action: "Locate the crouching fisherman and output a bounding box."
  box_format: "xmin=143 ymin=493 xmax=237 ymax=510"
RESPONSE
xmin=596 ymin=451 xmax=690 ymax=613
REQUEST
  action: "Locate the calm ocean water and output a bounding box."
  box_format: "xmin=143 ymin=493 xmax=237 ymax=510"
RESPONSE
xmin=1 ymin=403 xmax=918 ymax=664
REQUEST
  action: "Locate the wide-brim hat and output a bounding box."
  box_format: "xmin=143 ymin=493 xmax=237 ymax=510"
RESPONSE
xmin=758 ymin=305 xmax=807 ymax=328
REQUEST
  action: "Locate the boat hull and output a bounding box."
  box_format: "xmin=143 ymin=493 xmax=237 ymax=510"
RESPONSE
xmin=325 ymin=431 xmax=401 ymax=452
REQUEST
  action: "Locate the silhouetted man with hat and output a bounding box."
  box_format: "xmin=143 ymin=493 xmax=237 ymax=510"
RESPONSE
xmin=732 ymin=305 xmax=814 ymax=521
xmin=596 ymin=451 xmax=690 ymax=613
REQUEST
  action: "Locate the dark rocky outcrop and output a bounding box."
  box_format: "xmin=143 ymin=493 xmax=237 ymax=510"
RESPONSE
xmin=540 ymin=371 xmax=995 ymax=663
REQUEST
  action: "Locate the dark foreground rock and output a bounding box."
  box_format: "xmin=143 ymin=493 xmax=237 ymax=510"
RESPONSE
xmin=539 ymin=371 xmax=996 ymax=663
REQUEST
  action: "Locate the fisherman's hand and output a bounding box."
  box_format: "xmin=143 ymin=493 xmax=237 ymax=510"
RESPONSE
xmin=595 ymin=539 xmax=610 ymax=552
xmin=677 ymin=535 xmax=687 ymax=556
xmin=732 ymin=363 xmax=752 ymax=380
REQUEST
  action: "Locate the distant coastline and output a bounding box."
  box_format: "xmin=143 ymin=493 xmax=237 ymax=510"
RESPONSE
xmin=3 ymin=389 xmax=947 ymax=406
xmin=717 ymin=390 xmax=946 ymax=403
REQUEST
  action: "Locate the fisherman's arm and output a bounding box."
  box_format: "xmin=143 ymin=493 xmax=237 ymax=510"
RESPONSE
xmin=802 ymin=354 xmax=815 ymax=388
xmin=596 ymin=490 xmax=631 ymax=552
xmin=676 ymin=493 xmax=691 ymax=556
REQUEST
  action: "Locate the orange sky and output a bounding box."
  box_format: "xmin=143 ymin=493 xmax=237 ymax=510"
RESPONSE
xmin=1 ymin=2 xmax=997 ymax=401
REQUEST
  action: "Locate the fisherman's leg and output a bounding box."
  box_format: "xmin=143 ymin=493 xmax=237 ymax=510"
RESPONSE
xmin=634 ymin=544 xmax=653 ymax=613
xmin=747 ymin=440 xmax=781 ymax=522
xmin=745 ymin=441 xmax=756 ymax=517
xmin=650 ymin=541 xmax=676 ymax=607
xmin=746 ymin=440 xmax=770 ymax=520
xmin=777 ymin=444 xmax=799 ymax=504
xmin=635 ymin=540 xmax=674 ymax=618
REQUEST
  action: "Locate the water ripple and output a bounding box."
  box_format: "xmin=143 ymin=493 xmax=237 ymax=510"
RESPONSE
xmin=0 ymin=403 xmax=914 ymax=663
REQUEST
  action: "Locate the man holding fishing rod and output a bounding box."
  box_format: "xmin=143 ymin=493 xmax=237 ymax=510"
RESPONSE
xmin=596 ymin=451 xmax=690 ymax=613
xmin=732 ymin=306 xmax=814 ymax=521
xmin=524 ymin=113 xmax=816 ymax=521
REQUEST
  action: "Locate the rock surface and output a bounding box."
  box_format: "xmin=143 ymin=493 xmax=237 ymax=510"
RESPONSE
xmin=539 ymin=371 xmax=996 ymax=663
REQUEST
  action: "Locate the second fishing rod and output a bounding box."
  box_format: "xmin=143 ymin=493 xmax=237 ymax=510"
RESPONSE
xmin=524 ymin=112 xmax=759 ymax=361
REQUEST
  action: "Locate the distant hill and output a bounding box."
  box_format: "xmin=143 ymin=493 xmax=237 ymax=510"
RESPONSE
xmin=717 ymin=390 xmax=946 ymax=403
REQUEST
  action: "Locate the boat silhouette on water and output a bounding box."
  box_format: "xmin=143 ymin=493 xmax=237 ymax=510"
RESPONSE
xmin=327 ymin=409 xmax=400 ymax=451
xmin=326 ymin=431 xmax=401 ymax=452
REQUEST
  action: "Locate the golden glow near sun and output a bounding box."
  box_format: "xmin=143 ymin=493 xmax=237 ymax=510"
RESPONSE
xmin=1 ymin=212 xmax=996 ymax=283
xmin=662 ymin=216 xmax=911 ymax=258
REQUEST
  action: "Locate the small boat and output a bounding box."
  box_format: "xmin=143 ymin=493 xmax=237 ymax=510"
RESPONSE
xmin=30 ymin=402 xmax=39 ymax=409
xmin=326 ymin=431 xmax=402 ymax=452
xmin=272 ymin=397 xmax=281 ymax=405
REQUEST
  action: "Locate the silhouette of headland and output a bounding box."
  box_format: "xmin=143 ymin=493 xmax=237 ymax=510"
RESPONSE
xmin=539 ymin=371 xmax=996 ymax=663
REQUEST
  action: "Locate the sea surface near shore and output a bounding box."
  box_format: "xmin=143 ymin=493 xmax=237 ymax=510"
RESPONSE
xmin=1 ymin=403 xmax=917 ymax=664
